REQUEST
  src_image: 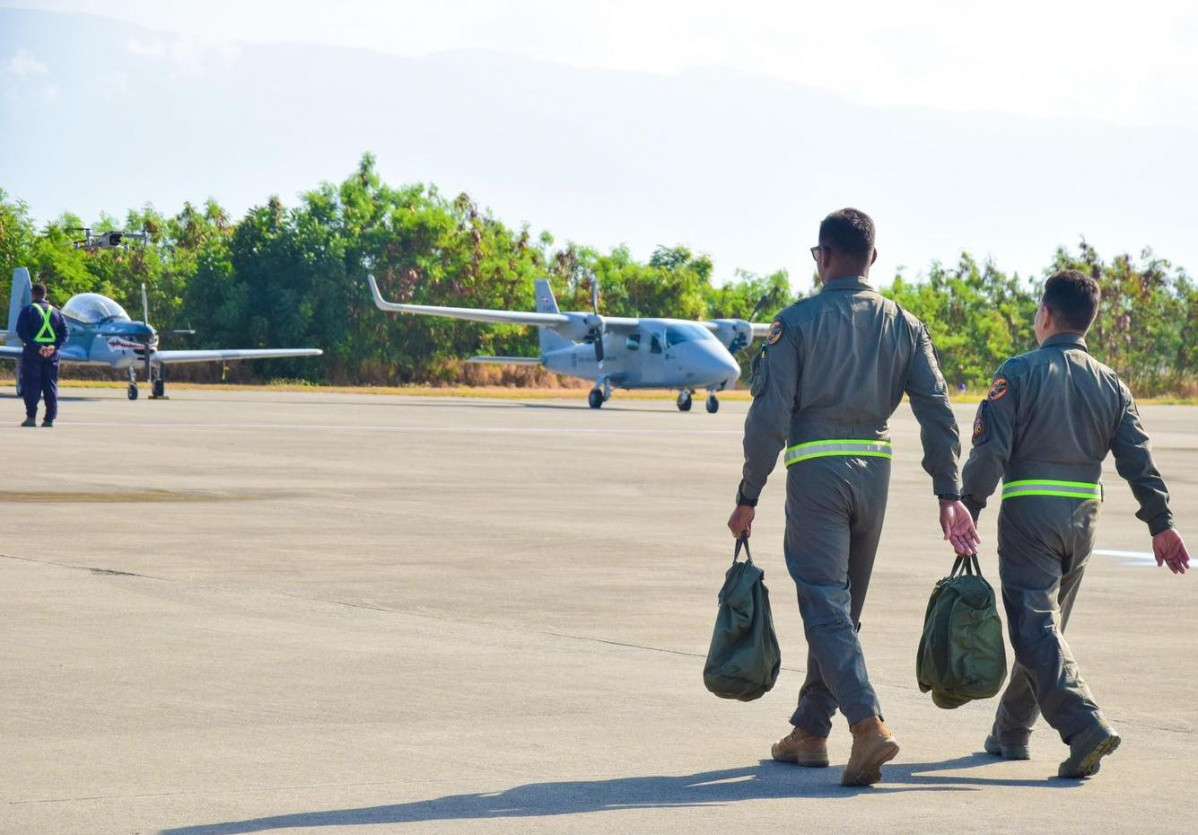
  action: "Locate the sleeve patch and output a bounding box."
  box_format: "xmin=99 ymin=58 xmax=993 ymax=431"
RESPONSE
xmin=972 ymin=401 xmax=990 ymax=444
xmin=749 ymin=346 xmax=770 ymax=397
xmin=987 ymin=377 xmax=1009 ymax=401
xmin=766 ymin=320 xmax=784 ymax=345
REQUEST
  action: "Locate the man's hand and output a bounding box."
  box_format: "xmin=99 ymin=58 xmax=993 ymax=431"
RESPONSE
xmin=728 ymin=505 xmax=755 ymax=540
xmin=1153 ymin=528 xmax=1190 ymax=575
xmin=940 ymin=499 xmax=982 ymax=555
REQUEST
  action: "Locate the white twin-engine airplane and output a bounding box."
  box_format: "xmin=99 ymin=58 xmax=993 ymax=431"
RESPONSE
xmin=368 ymin=275 xmax=774 ymax=412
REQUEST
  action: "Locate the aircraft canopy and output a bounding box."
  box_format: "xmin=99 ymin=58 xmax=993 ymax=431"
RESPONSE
xmin=62 ymin=293 xmax=131 ymax=323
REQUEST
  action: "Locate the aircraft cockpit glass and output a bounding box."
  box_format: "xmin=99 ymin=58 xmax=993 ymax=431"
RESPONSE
xmin=62 ymin=293 xmax=132 ymax=323
xmin=665 ymin=324 xmax=717 ymax=347
xmin=625 ymin=333 xmax=641 ymax=351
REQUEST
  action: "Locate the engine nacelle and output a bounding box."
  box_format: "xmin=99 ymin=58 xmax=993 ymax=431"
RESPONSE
xmin=707 ymin=319 xmax=753 ymax=354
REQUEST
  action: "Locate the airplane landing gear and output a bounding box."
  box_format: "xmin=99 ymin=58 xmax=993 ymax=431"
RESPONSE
xmin=589 ymin=377 xmax=613 ymax=409
xmin=676 ymin=390 xmax=693 ymax=412
xmin=706 ymin=392 xmax=720 ymax=413
xmin=588 ymin=388 xmax=604 ymax=409
xmin=127 ymin=367 xmax=139 ymax=400
xmin=150 ymin=364 xmax=167 ymax=399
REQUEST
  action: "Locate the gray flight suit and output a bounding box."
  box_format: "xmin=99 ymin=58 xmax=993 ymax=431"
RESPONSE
xmin=738 ymin=276 xmax=962 ymax=736
xmin=962 ymin=333 xmax=1174 ymax=746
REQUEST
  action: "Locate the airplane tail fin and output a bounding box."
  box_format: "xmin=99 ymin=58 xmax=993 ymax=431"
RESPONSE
xmin=6 ymin=268 xmax=32 ymax=343
xmin=534 ymin=279 xmax=571 ymax=353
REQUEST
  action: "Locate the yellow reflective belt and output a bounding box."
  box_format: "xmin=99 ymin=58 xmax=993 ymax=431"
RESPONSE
xmin=33 ymin=304 xmax=56 ymax=344
xmin=1001 ymin=479 xmax=1103 ymax=501
xmin=784 ymin=439 xmax=893 ymax=467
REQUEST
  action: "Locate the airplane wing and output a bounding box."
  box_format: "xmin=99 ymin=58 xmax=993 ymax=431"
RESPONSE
xmin=368 ymin=275 xmax=570 ymax=327
xmin=152 ymin=349 xmax=323 ymax=365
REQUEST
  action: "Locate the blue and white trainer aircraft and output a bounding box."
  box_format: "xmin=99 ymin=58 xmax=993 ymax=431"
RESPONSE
xmin=368 ymin=274 xmax=773 ymax=412
xmin=2 ymin=268 xmax=322 ymax=400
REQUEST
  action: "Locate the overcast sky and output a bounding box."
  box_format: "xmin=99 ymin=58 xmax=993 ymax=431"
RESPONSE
xmin=3 ymin=1 xmax=1196 ymax=286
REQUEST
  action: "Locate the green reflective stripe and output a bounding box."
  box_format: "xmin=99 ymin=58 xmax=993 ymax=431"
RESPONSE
xmin=785 ymin=439 xmax=893 ymax=467
xmin=1002 ymin=479 xmax=1102 ymax=501
xmin=33 ymin=304 xmax=56 ymax=344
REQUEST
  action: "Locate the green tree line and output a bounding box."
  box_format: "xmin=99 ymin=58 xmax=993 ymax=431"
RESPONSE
xmin=1 ymin=153 xmax=1194 ymax=395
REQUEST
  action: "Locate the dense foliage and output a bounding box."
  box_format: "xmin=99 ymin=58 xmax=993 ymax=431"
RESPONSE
xmin=1 ymin=154 xmax=1193 ymax=395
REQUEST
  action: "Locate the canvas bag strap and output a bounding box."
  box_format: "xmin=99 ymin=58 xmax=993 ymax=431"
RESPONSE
xmin=951 ymin=553 xmax=982 ymax=577
xmin=733 ymin=535 xmax=753 ymax=566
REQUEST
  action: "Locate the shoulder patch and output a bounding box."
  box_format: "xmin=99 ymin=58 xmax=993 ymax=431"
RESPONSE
xmin=766 ymin=320 xmax=784 ymax=346
xmin=972 ymin=401 xmax=989 ymax=443
xmin=988 ymin=377 xmax=1009 ymax=402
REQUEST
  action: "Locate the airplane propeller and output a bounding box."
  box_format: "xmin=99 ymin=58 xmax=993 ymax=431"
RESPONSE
xmin=586 ymin=276 xmax=604 ymax=364
xmin=141 ymin=283 xmax=153 ymax=386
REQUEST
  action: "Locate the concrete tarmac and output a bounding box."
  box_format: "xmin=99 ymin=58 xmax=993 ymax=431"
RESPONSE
xmin=2 ymin=389 xmax=1195 ymax=834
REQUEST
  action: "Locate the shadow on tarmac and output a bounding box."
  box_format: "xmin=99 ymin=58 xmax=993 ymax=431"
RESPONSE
xmin=163 ymin=755 xmax=1080 ymax=834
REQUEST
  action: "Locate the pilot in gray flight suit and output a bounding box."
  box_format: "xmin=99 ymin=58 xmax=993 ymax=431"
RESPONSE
xmin=961 ymin=269 xmax=1190 ymax=779
xmin=727 ymin=208 xmax=980 ymax=786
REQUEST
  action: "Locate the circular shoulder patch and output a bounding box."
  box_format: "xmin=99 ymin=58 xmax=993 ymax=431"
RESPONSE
xmin=766 ymin=320 xmax=784 ymax=345
xmin=988 ymin=377 xmax=1009 ymax=401
xmin=972 ymin=410 xmax=986 ymax=440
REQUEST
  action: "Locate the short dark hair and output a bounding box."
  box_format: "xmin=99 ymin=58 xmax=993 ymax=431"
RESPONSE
xmin=1042 ymin=269 xmax=1100 ymax=333
xmin=31 ymin=283 xmax=46 ymax=300
xmin=819 ymin=208 xmax=876 ymax=258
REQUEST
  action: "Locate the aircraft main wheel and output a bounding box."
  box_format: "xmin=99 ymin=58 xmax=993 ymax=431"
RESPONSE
xmin=588 ymin=389 xmax=603 ymax=409
xmin=677 ymin=391 xmax=693 ymax=412
xmin=706 ymin=395 xmax=720 ymax=413
xmin=152 ymin=379 xmax=165 ymax=398
xmin=127 ymin=384 xmax=139 ymax=401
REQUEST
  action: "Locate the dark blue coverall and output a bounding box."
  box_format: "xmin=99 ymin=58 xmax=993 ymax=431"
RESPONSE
xmin=15 ymin=300 xmax=69 ymax=421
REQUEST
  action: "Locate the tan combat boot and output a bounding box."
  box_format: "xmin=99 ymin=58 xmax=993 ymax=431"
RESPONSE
xmin=771 ymin=726 xmax=829 ymax=768
xmin=841 ymin=717 xmax=900 ymax=786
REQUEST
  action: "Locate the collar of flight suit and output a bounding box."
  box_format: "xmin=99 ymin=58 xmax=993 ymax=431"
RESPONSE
xmin=819 ymin=275 xmax=873 ymax=293
xmin=1040 ymin=332 xmax=1089 ymax=353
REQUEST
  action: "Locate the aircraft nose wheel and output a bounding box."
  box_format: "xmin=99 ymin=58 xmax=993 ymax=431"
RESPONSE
xmin=588 ymin=388 xmax=604 ymax=409
xmin=706 ymin=394 xmax=720 ymax=413
xmin=127 ymin=384 xmax=139 ymax=401
xmin=676 ymin=390 xmax=693 ymax=412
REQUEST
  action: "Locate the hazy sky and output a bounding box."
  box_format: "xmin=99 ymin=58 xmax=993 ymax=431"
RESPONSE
xmin=22 ymin=0 xmax=1198 ymax=129
xmin=3 ymin=1 xmax=1197 ymax=286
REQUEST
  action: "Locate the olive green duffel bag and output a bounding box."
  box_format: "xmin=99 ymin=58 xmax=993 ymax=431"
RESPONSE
xmin=916 ymin=553 xmax=1008 ymax=709
xmin=703 ymin=536 xmax=781 ymax=702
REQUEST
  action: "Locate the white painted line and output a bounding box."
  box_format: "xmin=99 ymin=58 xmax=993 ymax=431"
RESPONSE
xmin=1093 ymin=548 xmax=1156 ymax=567
xmin=64 ymin=421 xmax=742 ymax=436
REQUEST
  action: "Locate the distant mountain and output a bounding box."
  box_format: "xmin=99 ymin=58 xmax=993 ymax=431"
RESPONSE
xmin=2 ymin=7 xmax=1195 ymax=281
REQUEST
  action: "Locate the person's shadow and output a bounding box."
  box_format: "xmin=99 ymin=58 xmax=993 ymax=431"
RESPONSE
xmin=162 ymin=754 xmax=1080 ymax=834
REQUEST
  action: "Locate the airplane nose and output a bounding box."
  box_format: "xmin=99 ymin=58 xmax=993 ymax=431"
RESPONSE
xmin=698 ymin=345 xmax=742 ymax=386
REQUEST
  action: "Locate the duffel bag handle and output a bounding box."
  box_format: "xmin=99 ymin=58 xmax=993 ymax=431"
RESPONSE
xmin=951 ymin=553 xmax=983 ymax=577
xmin=734 ymin=534 xmax=754 ymax=565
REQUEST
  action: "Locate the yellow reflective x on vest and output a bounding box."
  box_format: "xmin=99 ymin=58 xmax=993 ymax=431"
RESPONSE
xmin=784 ymin=439 xmax=894 ymax=467
xmin=1001 ymin=479 xmax=1103 ymax=501
xmin=33 ymin=304 xmax=56 ymax=344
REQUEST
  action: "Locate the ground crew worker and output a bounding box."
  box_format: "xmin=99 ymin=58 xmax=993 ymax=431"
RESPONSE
xmin=961 ymin=269 xmax=1189 ymax=778
xmin=726 ymin=208 xmax=981 ymax=787
xmin=16 ymin=282 xmax=68 ymax=427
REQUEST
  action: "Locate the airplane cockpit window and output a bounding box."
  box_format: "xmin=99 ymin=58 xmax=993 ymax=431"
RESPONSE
xmin=625 ymin=333 xmax=641 ymax=350
xmin=61 ymin=293 xmax=131 ymax=324
xmin=649 ymin=334 xmax=663 ymax=354
xmin=664 ymin=324 xmax=717 ymax=347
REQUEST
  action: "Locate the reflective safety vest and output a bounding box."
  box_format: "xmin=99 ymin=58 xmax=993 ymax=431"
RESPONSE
xmin=1001 ymin=479 xmax=1103 ymax=501
xmin=784 ymin=439 xmax=893 ymax=467
xmin=32 ymin=304 xmax=56 ymax=344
